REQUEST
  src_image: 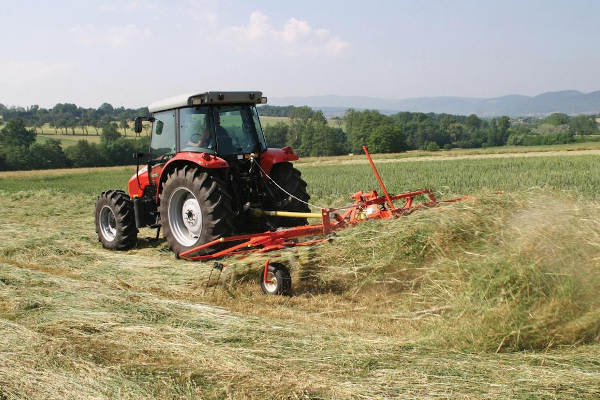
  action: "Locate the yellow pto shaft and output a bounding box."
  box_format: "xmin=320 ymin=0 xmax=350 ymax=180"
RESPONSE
xmin=252 ymin=209 xmax=322 ymax=219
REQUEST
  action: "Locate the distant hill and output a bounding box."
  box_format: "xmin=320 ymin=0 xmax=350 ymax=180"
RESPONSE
xmin=270 ymin=90 xmax=600 ymax=117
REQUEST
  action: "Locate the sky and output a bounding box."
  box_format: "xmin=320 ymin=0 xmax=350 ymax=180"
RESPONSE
xmin=1 ymin=0 xmax=600 ymax=109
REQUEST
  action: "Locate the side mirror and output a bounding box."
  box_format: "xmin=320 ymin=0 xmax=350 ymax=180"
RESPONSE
xmin=155 ymin=120 xmax=164 ymax=135
xmin=134 ymin=117 xmax=143 ymax=133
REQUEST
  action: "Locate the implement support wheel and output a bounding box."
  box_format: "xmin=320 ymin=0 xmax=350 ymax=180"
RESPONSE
xmin=260 ymin=262 xmax=291 ymax=296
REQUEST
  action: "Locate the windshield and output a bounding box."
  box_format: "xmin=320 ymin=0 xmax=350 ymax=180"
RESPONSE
xmin=180 ymin=105 xmax=266 ymax=156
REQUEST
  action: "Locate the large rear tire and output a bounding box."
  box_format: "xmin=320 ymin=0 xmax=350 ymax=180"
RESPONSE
xmin=95 ymin=190 xmax=137 ymax=250
xmin=159 ymin=167 xmax=234 ymax=256
xmin=267 ymin=162 xmax=311 ymax=227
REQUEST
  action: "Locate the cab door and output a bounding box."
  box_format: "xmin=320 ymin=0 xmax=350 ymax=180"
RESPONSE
xmin=149 ymin=110 xmax=176 ymax=186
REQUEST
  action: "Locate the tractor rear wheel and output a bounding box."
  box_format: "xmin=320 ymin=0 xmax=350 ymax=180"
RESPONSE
xmin=95 ymin=190 xmax=137 ymax=250
xmin=159 ymin=167 xmax=234 ymax=256
xmin=267 ymin=162 xmax=311 ymax=227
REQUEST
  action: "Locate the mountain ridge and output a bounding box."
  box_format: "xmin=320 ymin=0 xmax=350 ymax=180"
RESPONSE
xmin=270 ymin=90 xmax=600 ymax=117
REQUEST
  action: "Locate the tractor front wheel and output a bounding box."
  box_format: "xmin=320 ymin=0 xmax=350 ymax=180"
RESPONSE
xmin=95 ymin=190 xmax=137 ymax=250
xmin=159 ymin=168 xmax=234 ymax=256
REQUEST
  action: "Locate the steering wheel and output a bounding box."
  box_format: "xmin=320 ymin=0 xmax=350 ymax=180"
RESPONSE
xmin=189 ymin=133 xmax=201 ymax=143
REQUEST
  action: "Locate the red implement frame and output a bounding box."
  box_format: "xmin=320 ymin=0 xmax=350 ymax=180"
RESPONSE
xmin=180 ymin=146 xmax=470 ymax=262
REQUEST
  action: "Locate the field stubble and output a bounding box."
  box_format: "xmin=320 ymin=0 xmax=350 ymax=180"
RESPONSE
xmin=1 ymin=151 xmax=600 ymax=398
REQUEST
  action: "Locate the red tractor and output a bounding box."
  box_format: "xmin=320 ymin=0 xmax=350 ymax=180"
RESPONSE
xmin=95 ymin=91 xmax=310 ymax=257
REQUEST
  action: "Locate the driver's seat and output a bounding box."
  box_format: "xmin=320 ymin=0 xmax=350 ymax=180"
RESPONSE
xmin=217 ymin=136 xmax=235 ymax=154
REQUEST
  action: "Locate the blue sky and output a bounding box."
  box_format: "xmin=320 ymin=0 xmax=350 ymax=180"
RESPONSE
xmin=1 ymin=0 xmax=599 ymax=108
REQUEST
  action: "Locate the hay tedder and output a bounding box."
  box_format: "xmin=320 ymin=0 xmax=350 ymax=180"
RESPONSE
xmin=95 ymin=91 xmax=468 ymax=295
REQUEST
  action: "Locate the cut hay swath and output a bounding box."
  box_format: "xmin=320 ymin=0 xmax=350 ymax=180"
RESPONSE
xmin=179 ymin=146 xmax=471 ymax=295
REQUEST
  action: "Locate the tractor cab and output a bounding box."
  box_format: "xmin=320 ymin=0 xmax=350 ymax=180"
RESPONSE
xmin=136 ymin=91 xmax=268 ymax=161
xmin=98 ymin=91 xmax=309 ymax=258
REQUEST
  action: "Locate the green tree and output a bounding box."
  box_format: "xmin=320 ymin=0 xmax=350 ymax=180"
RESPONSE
xmin=570 ymin=115 xmax=598 ymax=136
xmin=448 ymin=123 xmax=463 ymax=143
xmin=102 ymin=138 xmax=135 ymax=165
xmin=101 ymin=122 xmax=122 ymax=143
xmin=546 ymin=113 xmax=569 ymax=126
xmin=263 ymin=122 xmax=289 ymax=148
xmin=98 ymin=102 xmax=114 ymax=117
xmin=424 ymin=141 xmax=440 ymax=151
xmin=465 ymin=114 xmax=482 ymax=132
xmin=29 ymin=139 xmax=69 ymax=169
xmin=65 ymin=140 xmax=108 ymax=167
xmin=120 ymin=118 xmax=129 ymax=136
xmin=287 ymin=108 xmax=330 ymax=156
xmin=68 ymin=119 xmax=77 ymax=135
xmin=0 ymin=145 xmax=30 ymax=170
xmin=497 ymin=116 xmax=511 ymax=143
xmin=367 ymin=124 xmax=407 ymax=153
xmin=311 ymin=125 xmax=348 ymax=156
xmin=0 ymin=118 xmax=36 ymax=148
xmin=344 ymin=109 xmax=391 ymax=153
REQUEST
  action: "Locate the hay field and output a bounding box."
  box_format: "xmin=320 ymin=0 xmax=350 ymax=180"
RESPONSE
xmin=1 ymin=150 xmax=600 ymax=399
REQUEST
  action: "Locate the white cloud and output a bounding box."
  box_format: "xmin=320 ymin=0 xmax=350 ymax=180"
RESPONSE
xmin=98 ymin=1 xmax=158 ymax=13
xmin=186 ymin=0 xmax=219 ymax=28
xmin=325 ymin=37 xmax=349 ymax=57
xmin=224 ymin=11 xmax=349 ymax=57
xmin=227 ymin=11 xmax=271 ymax=41
xmin=71 ymin=24 xmax=151 ymax=48
xmin=277 ymin=18 xmax=312 ymax=43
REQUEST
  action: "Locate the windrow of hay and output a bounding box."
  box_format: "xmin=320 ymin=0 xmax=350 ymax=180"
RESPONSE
xmin=287 ymin=190 xmax=600 ymax=352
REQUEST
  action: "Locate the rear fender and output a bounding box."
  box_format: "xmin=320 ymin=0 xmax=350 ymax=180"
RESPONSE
xmin=260 ymin=147 xmax=299 ymax=175
xmin=156 ymin=152 xmax=229 ymax=201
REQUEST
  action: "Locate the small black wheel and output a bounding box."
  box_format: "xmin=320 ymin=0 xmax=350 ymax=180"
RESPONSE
xmin=95 ymin=190 xmax=137 ymax=250
xmin=260 ymin=262 xmax=292 ymax=295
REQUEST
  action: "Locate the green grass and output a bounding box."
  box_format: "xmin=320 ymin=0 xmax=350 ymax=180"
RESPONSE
xmin=1 ymin=149 xmax=600 ymax=398
xmin=301 ymin=153 xmax=600 ymax=206
xmin=0 ymin=166 xmax=133 ymax=196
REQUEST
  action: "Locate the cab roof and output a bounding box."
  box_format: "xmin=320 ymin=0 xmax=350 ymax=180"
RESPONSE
xmin=148 ymin=91 xmax=265 ymax=113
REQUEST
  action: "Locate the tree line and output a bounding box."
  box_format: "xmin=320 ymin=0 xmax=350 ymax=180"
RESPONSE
xmin=259 ymin=106 xmax=599 ymax=156
xmin=0 ymin=118 xmax=148 ymax=171
xmin=1 ymin=101 xmax=598 ymax=171
xmin=0 ymin=102 xmax=149 ymax=136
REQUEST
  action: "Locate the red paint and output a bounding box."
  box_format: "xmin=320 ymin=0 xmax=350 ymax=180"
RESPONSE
xmin=127 ymin=152 xmax=229 ymax=199
xmin=259 ymin=148 xmax=299 ymax=175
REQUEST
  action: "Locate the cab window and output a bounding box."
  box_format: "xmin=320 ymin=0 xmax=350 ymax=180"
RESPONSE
xmin=151 ymin=110 xmax=176 ymax=157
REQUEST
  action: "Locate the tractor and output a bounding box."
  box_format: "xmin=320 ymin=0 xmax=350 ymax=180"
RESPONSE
xmin=94 ymin=91 xmax=310 ymax=257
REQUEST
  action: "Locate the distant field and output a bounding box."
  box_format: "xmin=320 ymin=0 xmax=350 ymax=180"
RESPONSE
xmin=259 ymin=115 xmax=346 ymax=129
xmin=258 ymin=115 xmax=290 ymax=126
xmin=35 ymin=122 xmax=144 ymax=137
xmin=32 ymin=117 xmax=344 ymax=147
xmin=33 ymin=122 xmax=149 ymax=147
xmin=36 ymin=133 xmax=103 ymax=147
